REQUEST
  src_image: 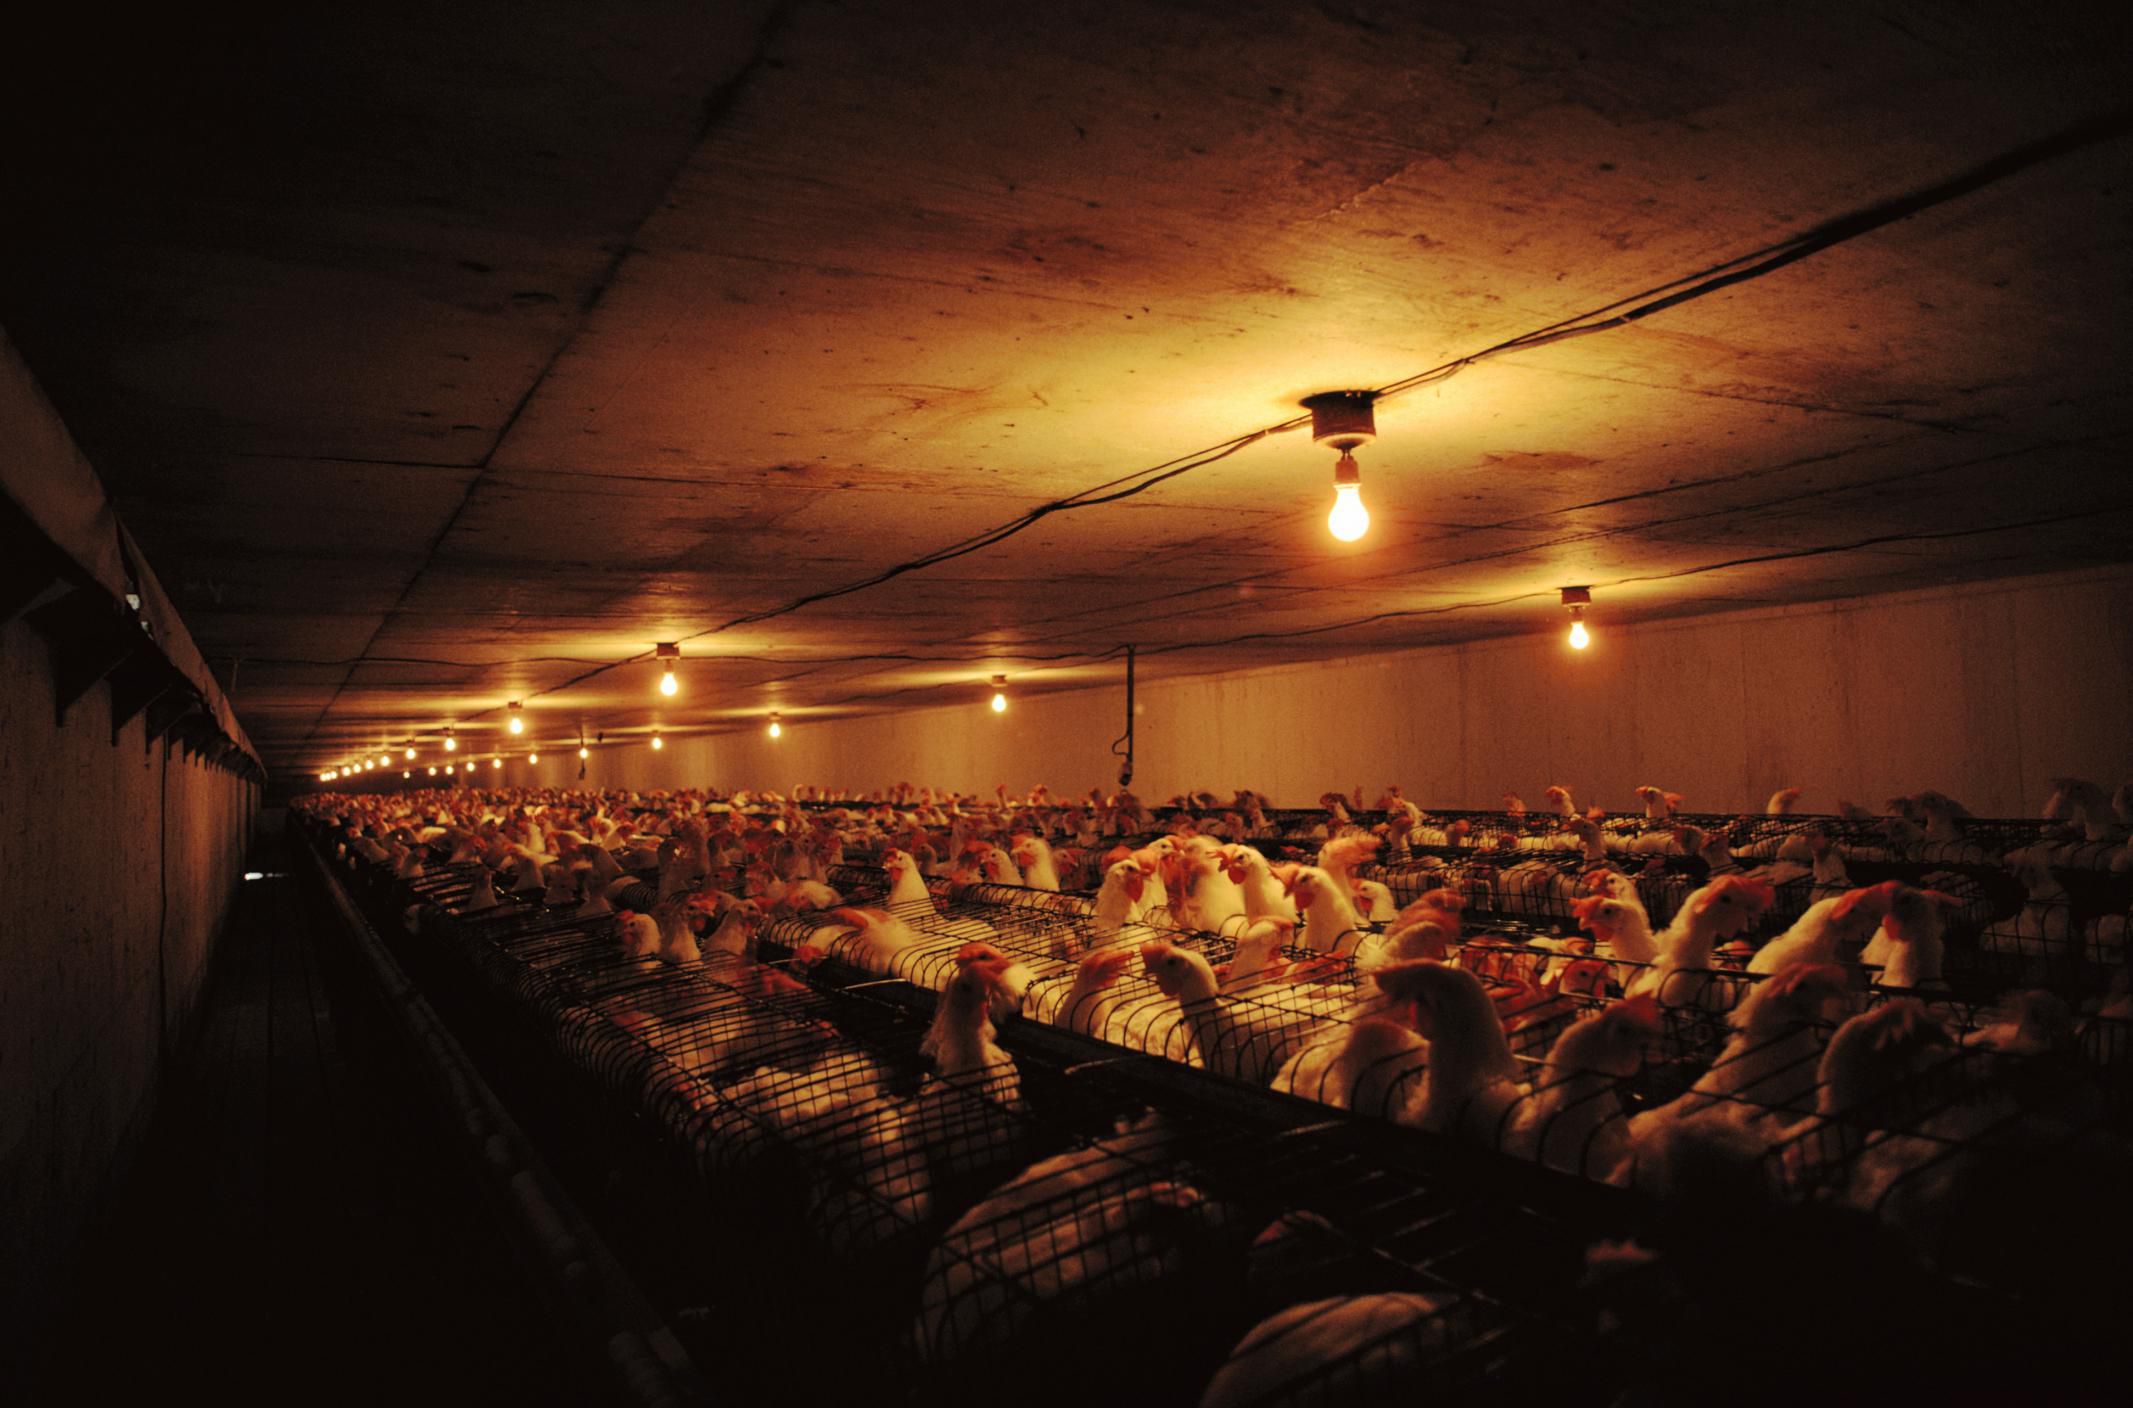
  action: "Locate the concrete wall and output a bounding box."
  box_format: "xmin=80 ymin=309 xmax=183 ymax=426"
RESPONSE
xmin=478 ymin=565 xmax=2133 ymax=817
xmin=0 ymin=616 xmax=255 ymax=1327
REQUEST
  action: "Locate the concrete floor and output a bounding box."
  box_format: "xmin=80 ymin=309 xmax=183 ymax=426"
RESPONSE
xmin=24 ymin=834 xmax=578 ymax=1404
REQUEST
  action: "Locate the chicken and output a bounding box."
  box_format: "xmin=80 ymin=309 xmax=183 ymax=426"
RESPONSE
xmin=1285 ymin=866 xmax=1370 ymax=956
xmin=1679 ymin=963 xmax=1849 ymax=1116
xmin=1507 ymin=995 xmax=1662 ymax=1180
xmin=1636 ymin=785 xmax=1684 ymax=820
xmin=1544 ymin=784 xmax=1579 ymax=818
xmin=1270 ymin=1015 xmax=1431 ymax=1120
xmin=1572 ymin=892 xmax=1657 ymax=965
xmin=1766 ymin=786 xmax=1802 ymax=815
xmin=1862 ymin=886 xmax=1960 ymax=989
xmin=911 ymin=955 xmax=1027 ymax=1183
xmin=1371 ymin=959 xmax=1525 ymax=1142
xmin=1627 ymin=876 xmax=1776 ymax=1006
xmin=1979 ymin=856 xmax=2072 ymax=962
xmin=1092 ymin=857 xmax=1149 ymax=941
xmin=1223 ymin=917 xmax=1295 ymax=988
xmin=1200 ymin=1294 xmax=1449 ymax=1408
xmin=1138 ymin=940 xmax=1326 ymax=1079
xmin=913 ymin=1115 xmax=1216 ymax=1368
xmin=1748 ymin=882 xmax=1898 ymax=975
xmin=1040 ymin=945 xmax=1139 ymax=1038
xmin=1174 ymin=845 xmax=1250 ymax=934
xmin=824 ymin=905 xmax=928 ymax=977
xmin=615 ymin=908 xmax=662 ymax=960
xmin=1008 ymin=833 xmax=1060 ymax=891
xmin=1221 ymin=845 xmax=1298 ymax=925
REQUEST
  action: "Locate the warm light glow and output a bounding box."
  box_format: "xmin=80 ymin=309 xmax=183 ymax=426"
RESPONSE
xmin=492 ymin=756 xmax=502 ymax=769
xmin=527 ymin=752 xmax=538 ymax=764
xmin=991 ymin=692 xmax=1008 ymax=713
xmin=444 ymin=763 xmax=454 ymax=774
xmin=660 ymin=665 xmax=678 ymax=696
xmin=443 ymin=735 xmax=457 ymax=752
xmin=651 ymin=732 xmax=664 ymax=750
xmin=378 ymin=754 xmax=389 ymax=767
xmin=362 ymin=760 xmax=373 ymax=771
xmin=578 ymin=745 xmax=590 ymax=759
xmin=1568 ymin=618 xmax=1591 ymax=650
xmin=404 ymin=747 xmax=415 ymax=760
xmin=768 ymin=719 xmax=782 ymax=738
xmin=508 ymin=716 xmax=524 ymax=735
xmin=1327 ymin=482 xmax=1369 ymax=542
xmin=427 ymin=766 xmax=437 ymax=776
xmin=402 ymin=770 xmax=410 ymax=778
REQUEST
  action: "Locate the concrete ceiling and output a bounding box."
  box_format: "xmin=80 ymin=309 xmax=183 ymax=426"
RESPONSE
xmin=5 ymin=0 xmax=2130 ymax=775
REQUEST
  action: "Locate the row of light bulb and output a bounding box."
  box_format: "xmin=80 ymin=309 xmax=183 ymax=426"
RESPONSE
xmin=317 ymin=641 xmax=1025 ymax=778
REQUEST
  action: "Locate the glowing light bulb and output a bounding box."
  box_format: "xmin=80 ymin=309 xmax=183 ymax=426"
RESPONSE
xmin=660 ymin=665 xmax=678 ymax=696
xmin=1327 ymin=482 xmax=1369 ymax=543
xmin=402 ymin=770 xmax=410 ymax=778
xmin=527 ymin=752 xmax=538 ymax=764
xmin=507 ymin=704 xmax=524 ymax=735
xmin=988 ymin=673 xmax=1008 ymax=713
xmin=444 ymin=763 xmax=454 ymax=774
xmin=378 ymin=754 xmax=389 ymax=767
xmin=492 ymin=756 xmax=502 ymax=769
xmin=768 ymin=715 xmax=782 ymax=738
xmin=443 ymin=732 xmax=457 ymax=752
xmin=651 ymin=731 xmax=663 ymax=750
xmin=578 ymin=745 xmax=590 ymax=760
xmin=404 ymin=747 xmax=415 ymax=760
xmin=427 ymin=766 xmax=437 ymax=776
xmin=1568 ymin=618 xmax=1590 ymax=650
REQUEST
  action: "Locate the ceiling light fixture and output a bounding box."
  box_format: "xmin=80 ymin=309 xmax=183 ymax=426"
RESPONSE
xmin=444 ymin=763 xmax=454 ymax=775
xmin=443 ymin=726 xmax=457 ymax=752
xmin=404 ymin=746 xmax=415 ymax=760
xmin=656 ymin=642 xmax=680 ymax=696
xmin=427 ymin=765 xmax=437 ymax=776
xmin=507 ymin=701 xmax=524 ymax=734
xmin=578 ymin=744 xmax=590 ymax=760
xmin=377 ymin=754 xmax=389 ymax=767
xmin=651 ymin=729 xmax=663 ymax=751
xmin=1561 ymin=586 xmax=1593 ymax=650
xmin=767 ymin=712 xmax=782 ymax=739
xmin=527 ymin=751 xmax=539 ymax=764
xmin=989 ymin=675 xmax=1009 ymax=713
xmin=1301 ymin=390 xmax=1377 ymax=543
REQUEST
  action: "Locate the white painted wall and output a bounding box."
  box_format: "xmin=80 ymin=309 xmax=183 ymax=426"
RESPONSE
xmin=485 ymin=566 xmax=2133 ymax=818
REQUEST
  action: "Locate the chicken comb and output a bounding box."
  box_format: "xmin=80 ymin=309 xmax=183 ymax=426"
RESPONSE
xmin=1830 ymin=879 xmax=1902 ymax=921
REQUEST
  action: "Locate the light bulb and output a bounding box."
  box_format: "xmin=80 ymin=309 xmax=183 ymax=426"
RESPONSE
xmin=768 ymin=719 xmax=782 ymax=738
xmin=991 ymin=691 xmax=1007 ymax=713
xmin=508 ymin=715 xmax=523 ymax=735
xmin=527 ymin=752 xmax=538 ymax=764
xmin=1568 ymin=618 xmax=1591 ymax=650
xmin=378 ymin=754 xmax=389 ymax=767
xmin=660 ymin=665 xmax=678 ymax=696
xmin=578 ymin=745 xmax=590 ymax=760
xmin=1327 ymin=482 xmax=1369 ymax=542
xmin=404 ymin=747 xmax=415 ymax=760
xmin=363 ymin=760 xmax=373 ymax=771
xmin=444 ymin=763 xmax=454 ymax=774
xmin=651 ymin=732 xmax=664 ymax=750
xmin=443 ymin=734 xmax=457 ymax=752
xmin=492 ymin=756 xmax=502 ymax=769
xmin=401 ymin=770 xmax=410 ymax=778
xmin=427 ymin=766 xmax=437 ymax=776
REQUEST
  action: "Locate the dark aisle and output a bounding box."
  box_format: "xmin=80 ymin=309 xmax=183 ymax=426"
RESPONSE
xmin=26 ymin=833 xmax=581 ymax=1404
